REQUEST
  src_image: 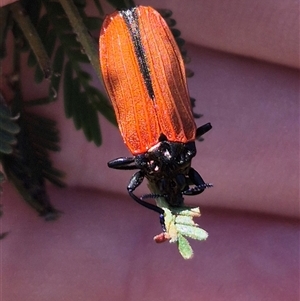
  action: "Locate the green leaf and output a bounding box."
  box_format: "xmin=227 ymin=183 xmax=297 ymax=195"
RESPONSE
xmin=44 ymin=29 xmax=56 ymax=58
xmin=157 ymin=9 xmax=172 ymax=18
xmin=86 ymin=87 xmax=117 ymax=126
xmin=175 ymin=215 xmax=197 ymax=226
xmin=43 ymin=167 xmax=65 ymax=187
xmin=60 ymin=33 xmax=82 ymax=48
xmin=148 ymin=182 xmax=208 ymax=260
xmin=177 ymin=234 xmax=194 ymax=260
xmin=2 ymin=109 xmax=64 ymax=220
xmin=185 ymin=68 xmax=194 ymax=78
xmin=68 ymin=49 xmax=90 ymax=63
xmin=175 ymin=37 xmax=185 ymax=47
xmin=24 ymin=0 xmax=42 ymax=26
xmin=86 ymin=103 xmax=102 ymax=145
xmin=176 ymin=224 xmax=208 ymax=241
xmin=0 ymin=6 xmax=10 ymax=58
xmin=171 ymin=28 xmax=181 ymax=38
xmin=0 ymin=100 xmax=19 ymax=155
xmin=0 ymin=142 xmax=13 ymax=154
xmin=27 ymin=50 xmax=37 ymax=67
xmin=0 ymin=128 xmax=17 ymax=145
xmin=78 ymin=70 xmax=92 ymax=84
xmin=0 ymin=103 xmax=13 ymax=119
xmin=73 ymin=0 xmax=86 ymax=7
xmin=84 ymin=16 xmax=102 ymax=31
xmin=49 ymin=46 xmax=64 ymax=101
xmin=34 ymin=64 xmax=44 ymax=83
xmin=0 ymin=115 xmax=20 ymax=134
xmin=63 ymin=61 xmax=74 ymax=118
xmin=36 ymin=14 xmax=50 ymax=41
xmin=72 ymin=84 xmax=84 ymax=130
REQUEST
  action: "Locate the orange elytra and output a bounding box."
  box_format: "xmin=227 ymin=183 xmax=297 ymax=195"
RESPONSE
xmin=99 ymin=6 xmax=196 ymax=155
xmin=99 ymin=6 xmax=212 ymax=233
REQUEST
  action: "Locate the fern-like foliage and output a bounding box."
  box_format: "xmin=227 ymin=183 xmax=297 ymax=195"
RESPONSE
xmin=22 ymin=0 xmax=117 ymax=145
xmin=0 ymin=0 xmax=202 ymax=220
xmin=0 ymin=96 xmax=20 ymax=155
xmin=1 ymin=79 xmax=64 ymax=219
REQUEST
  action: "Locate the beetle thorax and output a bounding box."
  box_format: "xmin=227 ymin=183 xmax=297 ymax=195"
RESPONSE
xmin=134 ymin=140 xmax=196 ymax=206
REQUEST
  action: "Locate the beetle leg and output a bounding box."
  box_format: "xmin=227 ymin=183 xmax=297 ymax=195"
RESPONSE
xmin=196 ymin=123 xmax=212 ymax=138
xmin=183 ymin=167 xmax=212 ymax=195
xmin=107 ymin=157 xmax=138 ymax=170
xmin=128 ymin=171 xmax=166 ymax=232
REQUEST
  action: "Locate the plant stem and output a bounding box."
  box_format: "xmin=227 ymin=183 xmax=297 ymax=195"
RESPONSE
xmin=58 ymin=0 xmax=102 ymax=81
xmin=10 ymin=1 xmax=52 ymax=78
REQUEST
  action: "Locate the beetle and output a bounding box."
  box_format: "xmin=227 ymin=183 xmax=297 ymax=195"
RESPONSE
xmin=99 ymin=6 xmax=212 ymax=232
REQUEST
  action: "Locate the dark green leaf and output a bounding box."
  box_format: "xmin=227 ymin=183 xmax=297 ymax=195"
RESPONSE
xmin=49 ymin=46 xmax=64 ymax=101
xmin=44 ymin=29 xmax=57 ymax=58
xmin=0 ymin=116 xmax=20 ymax=134
xmin=73 ymin=0 xmax=86 ymax=7
xmin=157 ymin=8 xmax=172 ymax=18
xmin=36 ymin=14 xmax=50 ymax=40
xmin=0 ymin=142 xmax=13 ymax=154
xmin=175 ymin=37 xmax=185 ymax=47
xmin=0 ymin=128 xmax=17 ymax=145
xmin=78 ymin=70 xmax=92 ymax=81
xmin=86 ymin=87 xmax=117 ymax=126
xmin=34 ymin=64 xmax=44 ymax=83
xmin=171 ymin=28 xmax=181 ymax=38
xmin=63 ymin=61 xmax=74 ymax=118
xmin=0 ymin=6 xmax=10 ymax=58
xmin=22 ymin=0 xmax=42 ymax=26
xmin=0 ymin=103 xmax=13 ymax=119
xmin=27 ymin=50 xmax=37 ymax=67
xmin=80 ymin=99 xmax=93 ymax=141
xmin=53 ymin=17 xmax=73 ymax=32
xmin=60 ymin=33 xmax=81 ymax=48
xmin=69 ymin=50 xmax=90 ymax=63
xmin=165 ymin=18 xmax=176 ymax=27
xmin=185 ymin=68 xmax=194 ymax=78
xmin=44 ymin=2 xmax=66 ymax=19
xmin=43 ymin=168 xmax=66 ymax=187
xmin=86 ymin=103 xmax=101 ymax=145
xmin=84 ymin=17 xmax=102 ymax=31
xmin=72 ymin=83 xmax=84 ymax=130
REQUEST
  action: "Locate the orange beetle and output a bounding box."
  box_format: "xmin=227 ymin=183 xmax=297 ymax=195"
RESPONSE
xmin=99 ymin=6 xmax=212 ymax=232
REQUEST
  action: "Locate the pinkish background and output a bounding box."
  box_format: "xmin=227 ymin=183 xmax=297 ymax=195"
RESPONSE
xmin=1 ymin=0 xmax=299 ymax=300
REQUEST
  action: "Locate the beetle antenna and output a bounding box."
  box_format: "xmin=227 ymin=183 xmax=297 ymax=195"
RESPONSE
xmin=191 ymin=183 xmax=213 ymax=192
xmin=141 ymin=193 xmax=167 ymax=200
xmin=196 ymin=123 xmax=212 ymax=138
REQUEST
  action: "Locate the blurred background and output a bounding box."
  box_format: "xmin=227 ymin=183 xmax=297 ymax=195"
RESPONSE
xmin=1 ymin=0 xmax=299 ymax=300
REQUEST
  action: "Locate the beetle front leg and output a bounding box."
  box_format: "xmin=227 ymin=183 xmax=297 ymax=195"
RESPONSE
xmin=183 ymin=167 xmax=213 ymax=196
xmin=128 ymin=171 xmax=166 ymax=232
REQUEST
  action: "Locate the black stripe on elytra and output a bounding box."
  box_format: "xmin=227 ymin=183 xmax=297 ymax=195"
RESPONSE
xmin=120 ymin=7 xmax=155 ymax=100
